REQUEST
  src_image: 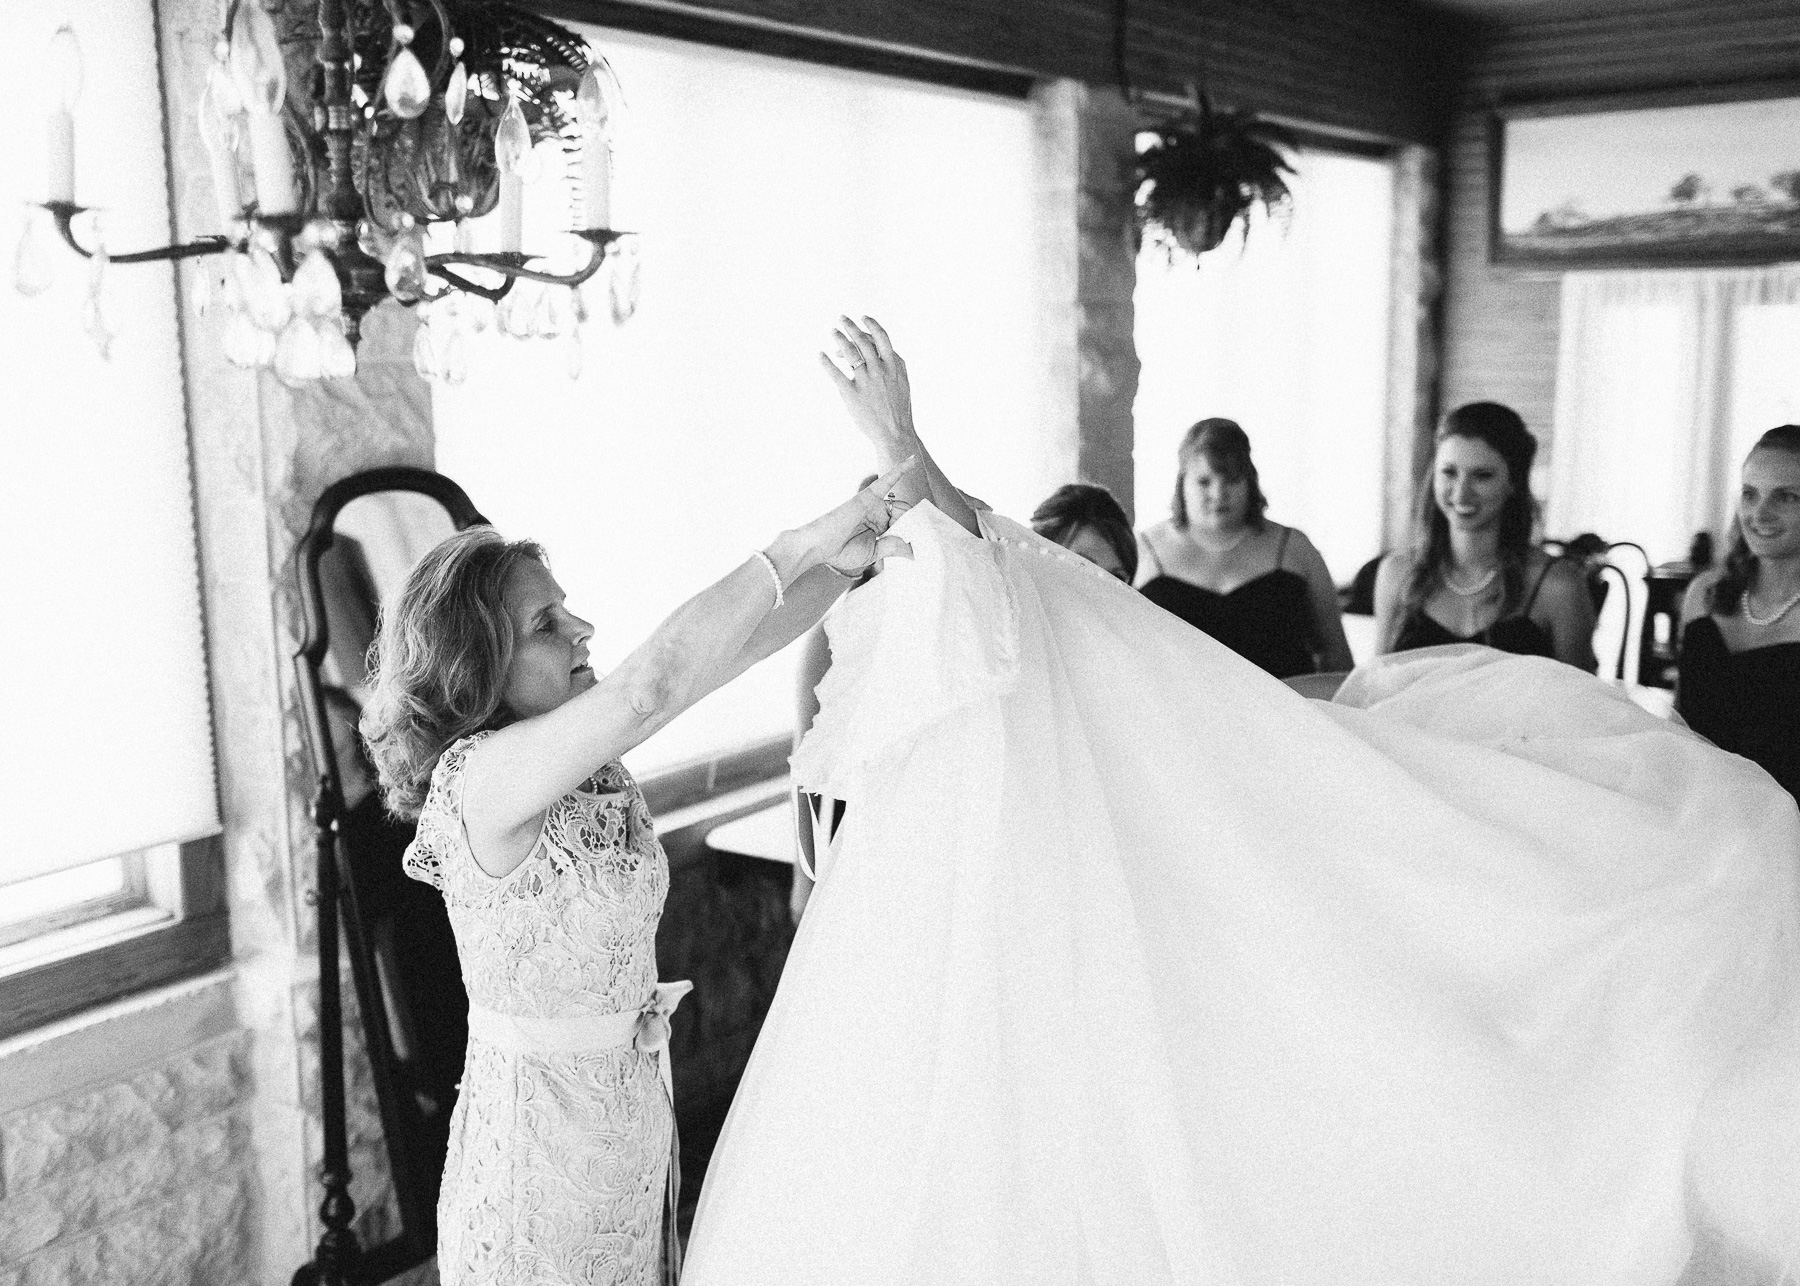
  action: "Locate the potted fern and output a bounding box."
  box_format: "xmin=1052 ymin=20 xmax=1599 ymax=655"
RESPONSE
xmin=1135 ymin=91 xmax=1298 ymax=260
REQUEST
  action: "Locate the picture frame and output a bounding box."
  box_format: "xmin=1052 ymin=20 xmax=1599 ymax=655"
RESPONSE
xmin=1489 ymin=80 xmax=1800 ymax=269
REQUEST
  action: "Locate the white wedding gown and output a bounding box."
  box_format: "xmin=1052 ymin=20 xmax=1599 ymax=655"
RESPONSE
xmin=681 ymin=502 xmax=1800 ymax=1286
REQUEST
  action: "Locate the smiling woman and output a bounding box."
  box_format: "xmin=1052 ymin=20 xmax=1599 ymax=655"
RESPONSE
xmin=1677 ymin=423 xmax=1800 ymax=805
xmin=1375 ymin=401 xmax=1598 ymax=669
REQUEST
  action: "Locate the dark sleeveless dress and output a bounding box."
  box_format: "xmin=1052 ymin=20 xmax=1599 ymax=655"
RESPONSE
xmin=1393 ymin=561 xmax=1558 ymax=659
xmin=1676 ymin=617 xmax=1800 ymax=807
xmin=1140 ymin=528 xmax=1317 ymax=679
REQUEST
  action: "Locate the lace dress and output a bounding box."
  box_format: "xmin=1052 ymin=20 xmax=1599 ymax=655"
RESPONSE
xmin=405 ymin=733 xmax=683 ymax=1286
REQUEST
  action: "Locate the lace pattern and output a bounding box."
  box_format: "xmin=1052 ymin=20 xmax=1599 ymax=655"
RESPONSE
xmin=406 ymin=733 xmax=673 ymax=1285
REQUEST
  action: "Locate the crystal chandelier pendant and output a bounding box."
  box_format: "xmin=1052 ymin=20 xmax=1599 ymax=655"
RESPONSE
xmin=496 ymin=279 xmax=536 ymax=337
xmin=223 ymin=310 xmax=275 ymax=367
xmin=82 ymin=246 xmax=113 ymax=360
xmin=444 ymin=61 xmax=469 ymax=126
xmin=237 ymin=246 xmax=293 ymax=331
xmin=383 ymin=230 xmax=428 ymax=303
xmin=274 ymin=316 xmax=324 ymax=384
xmin=383 ymin=46 xmax=432 ymax=120
xmin=317 ymin=317 xmax=357 ymax=378
xmin=411 ymin=318 xmax=441 ymax=381
xmin=439 ymin=327 xmax=469 ymax=385
xmin=564 ymin=330 xmax=583 ymax=380
xmin=13 ymin=209 xmax=58 ymax=298
xmin=292 ymin=248 xmax=343 ymax=317
xmin=608 ymin=239 xmax=640 ymax=324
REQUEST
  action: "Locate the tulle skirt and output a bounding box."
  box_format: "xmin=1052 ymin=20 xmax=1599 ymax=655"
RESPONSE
xmin=682 ymin=503 xmax=1800 ymax=1286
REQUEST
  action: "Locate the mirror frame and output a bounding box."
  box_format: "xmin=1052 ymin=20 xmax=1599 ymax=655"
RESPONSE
xmin=291 ymin=467 xmax=487 ymax=1286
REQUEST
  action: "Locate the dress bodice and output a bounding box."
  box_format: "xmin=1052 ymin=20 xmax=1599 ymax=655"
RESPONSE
xmin=405 ymin=732 xmax=669 ymax=1020
xmin=1392 ymin=559 xmax=1559 ymax=660
xmin=1138 ymin=528 xmax=1317 ymax=679
xmin=403 ymin=732 xmax=677 ymax=1286
xmin=1676 ymin=616 xmax=1800 ymax=806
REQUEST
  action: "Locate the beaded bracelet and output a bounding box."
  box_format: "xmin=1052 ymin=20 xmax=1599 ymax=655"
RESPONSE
xmin=751 ymin=549 xmax=784 ymax=610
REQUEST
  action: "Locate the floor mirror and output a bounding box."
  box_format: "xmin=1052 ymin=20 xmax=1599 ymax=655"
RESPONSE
xmin=291 ymin=467 xmax=487 ymax=1286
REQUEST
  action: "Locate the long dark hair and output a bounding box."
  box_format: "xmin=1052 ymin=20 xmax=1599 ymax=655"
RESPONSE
xmin=1031 ymin=483 xmax=1138 ymax=580
xmin=1403 ymin=402 xmax=1540 ymax=618
xmin=1171 ymin=418 xmax=1268 ymax=529
xmin=1710 ymin=424 xmax=1800 ymax=615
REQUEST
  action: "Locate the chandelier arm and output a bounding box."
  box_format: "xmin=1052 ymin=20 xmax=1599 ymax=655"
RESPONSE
xmin=42 ymin=203 xmax=234 ymax=264
xmin=424 ymin=230 xmax=624 ymax=289
xmin=422 ymin=264 xmax=516 ymax=301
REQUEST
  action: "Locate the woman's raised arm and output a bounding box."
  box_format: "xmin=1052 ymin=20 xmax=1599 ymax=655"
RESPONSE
xmin=462 ymin=460 xmax=916 ymax=870
xmin=823 ymin=316 xmax=981 ymax=538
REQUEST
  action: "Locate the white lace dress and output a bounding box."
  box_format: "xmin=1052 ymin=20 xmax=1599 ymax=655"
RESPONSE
xmin=404 ymin=733 xmax=680 ymax=1286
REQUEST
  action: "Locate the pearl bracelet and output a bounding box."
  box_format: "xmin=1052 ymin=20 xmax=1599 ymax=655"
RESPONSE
xmin=751 ymin=549 xmax=784 ymax=610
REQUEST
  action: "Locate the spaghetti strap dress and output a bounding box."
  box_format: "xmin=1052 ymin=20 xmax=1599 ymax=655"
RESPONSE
xmin=1139 ymin=526 xmax=1318 ymax=678
xmin=1676 ymin=615 xmax=1800 ymax=808
xmin=1393 ymin=558 xmax=1559 ymax=658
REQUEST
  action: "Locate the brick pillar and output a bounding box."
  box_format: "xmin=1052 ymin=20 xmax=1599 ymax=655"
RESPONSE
xmin=1383 ymin=144 xmax=1443 ymax=554
xmin=1031 ymin=80 xmax=1142 ymax=521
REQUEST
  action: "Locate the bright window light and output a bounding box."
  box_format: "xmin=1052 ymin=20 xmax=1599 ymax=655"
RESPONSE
xmin=0 ymin=0 xmax=219 ymax=888
xmin=1133 ymin=149 xmax=1396 ymax=584
xmin=433 ymin=29 xmax=1038 ymax=774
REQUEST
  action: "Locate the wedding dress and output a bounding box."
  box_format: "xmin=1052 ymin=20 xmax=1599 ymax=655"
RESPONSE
xmin=681 ymin=502 xmax=1800 ymax=1286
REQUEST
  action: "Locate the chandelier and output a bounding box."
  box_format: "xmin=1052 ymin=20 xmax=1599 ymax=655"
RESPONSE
xmin=14 ymin=0 xmax=631 ymax=385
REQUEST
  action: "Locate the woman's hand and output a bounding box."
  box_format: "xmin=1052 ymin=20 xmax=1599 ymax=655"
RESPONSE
xmin=788 ymin=457 xmax=918 ymax=577
xmin=818 ymin=315 xmax=981 ymax=538
xmin=819 ymin=316 xmax=918 ymax=459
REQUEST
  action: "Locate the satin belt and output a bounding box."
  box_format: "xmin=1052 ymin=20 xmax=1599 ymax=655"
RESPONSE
xmin=466 ymin=979 xmax=693 ymax=1101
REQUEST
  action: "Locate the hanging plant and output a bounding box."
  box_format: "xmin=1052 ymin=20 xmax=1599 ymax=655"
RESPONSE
xmin=1135 ymin=91 xmax=1298 ymax=262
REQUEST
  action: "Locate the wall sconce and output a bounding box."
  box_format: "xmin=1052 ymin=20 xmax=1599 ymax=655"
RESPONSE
xmin=14 ymin=0 xmax=632 ymax=386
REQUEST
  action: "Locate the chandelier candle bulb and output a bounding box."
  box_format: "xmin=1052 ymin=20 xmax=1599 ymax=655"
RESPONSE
xmin=197 ymin=65 xmax=246 ymax=230
xmin=494 ymin=96 xmax=532 ymax=252
xmin=576 ymin=67 xmax=612 ymax=229
xmin=45 ymin=26 xmax=83 ymax=203
xmin=230 ymin=2 xmax=299 ymax=217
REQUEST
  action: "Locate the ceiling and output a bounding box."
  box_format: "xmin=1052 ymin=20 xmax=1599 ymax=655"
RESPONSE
xmin=1415 ymin=0 xmax=1654 ymax=17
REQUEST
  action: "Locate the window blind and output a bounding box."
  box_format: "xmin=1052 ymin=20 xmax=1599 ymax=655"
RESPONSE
xmin=1 ymin=0 xmax=219 ymax=884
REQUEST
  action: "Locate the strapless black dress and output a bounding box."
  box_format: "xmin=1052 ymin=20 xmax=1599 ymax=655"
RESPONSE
xmin=1140 ymin=569 xmax=1317 ymax=681
xmin=1392 ymin=560 xmax=1558 ymax=659
xmin=1676 ymin=616 xmax=1800 ymax=807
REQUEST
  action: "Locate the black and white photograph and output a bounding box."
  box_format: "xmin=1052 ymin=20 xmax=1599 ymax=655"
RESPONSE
xmin=2 ymin=0 xmax=1797 ymax=1284
xmin=1493 ymin=87 xmax=1800 ymax=267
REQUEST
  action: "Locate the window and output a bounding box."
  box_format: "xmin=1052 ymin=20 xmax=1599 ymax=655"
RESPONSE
xmin=1132 ymin=148 xmax=1397 ymax=589
xmin=1548 ymin=267 xmax=1800 ymax=562
xmin=1 ymin=0 xmax=224 ymax=1035
xmin=432 ymin=27 xmax=1039 ymax=776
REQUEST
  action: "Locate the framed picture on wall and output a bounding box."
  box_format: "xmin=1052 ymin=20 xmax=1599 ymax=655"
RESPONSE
xmin=1490 ymin=80 xmax=1800 ymax=269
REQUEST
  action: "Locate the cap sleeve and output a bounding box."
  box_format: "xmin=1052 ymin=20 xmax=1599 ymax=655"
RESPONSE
xmin=402 ymin=731 xmax=491 ymax=891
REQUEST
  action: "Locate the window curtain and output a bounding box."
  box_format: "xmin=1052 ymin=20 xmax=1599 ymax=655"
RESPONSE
xmin=1549 ymin=265 xmax=1800 ymax=563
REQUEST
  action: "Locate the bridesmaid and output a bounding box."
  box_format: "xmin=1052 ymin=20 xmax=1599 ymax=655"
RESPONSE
xmin=1375 ymin=402 xmax=1596 ymax=670
xmin=359 ymin=389 xmax=918 ymax=1281
xmin=1136 ymin=419 xmax=1353 ymax=678
xmin=1678 ymin=424 xmax=1800 ymax=807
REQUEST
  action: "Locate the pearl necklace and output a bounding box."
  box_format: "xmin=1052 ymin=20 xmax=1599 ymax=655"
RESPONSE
xmin=1442 ymin=565 xmax=1498 ymax=597
xmin=1743 ymin=582 xmax=1800 ymax=627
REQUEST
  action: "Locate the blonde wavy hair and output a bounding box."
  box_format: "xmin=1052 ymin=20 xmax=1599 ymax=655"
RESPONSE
xmin=360 ymin=527 xmax=547 ymax=820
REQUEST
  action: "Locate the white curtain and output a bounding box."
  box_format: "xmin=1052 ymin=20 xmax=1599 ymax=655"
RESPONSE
xmin=1549 ymin=265 xmax=1800 ymax=563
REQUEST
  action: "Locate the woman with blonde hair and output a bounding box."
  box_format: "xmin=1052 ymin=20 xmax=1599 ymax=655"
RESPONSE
xmin=357 ymin=318 xmax=939 ymax=1286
